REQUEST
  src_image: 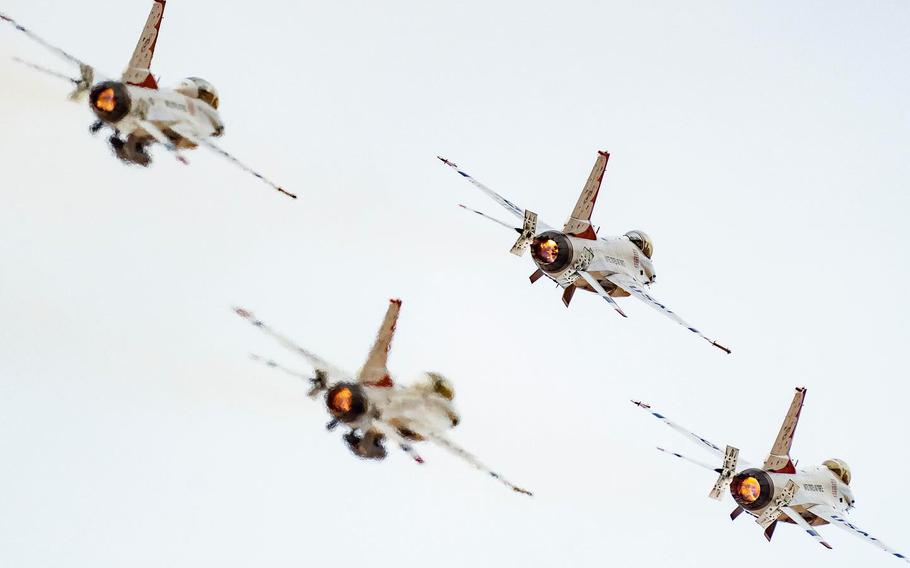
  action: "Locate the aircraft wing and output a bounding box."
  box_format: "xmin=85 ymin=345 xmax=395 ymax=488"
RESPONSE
xmin=427 ymin=432 xmax=532 ymax=496
xmin=0 ymin=12 xmax=98 ymax=98
xmin=135 ymin=119 xmax=189 ymax=164
xmin=577 ymin=270 xmax=627 ymax=318
xmin=1 ymin=12 xmax=88 ymax=69
xmin=438 ymin=156 xmax=555 ymax=232
xmin=168 ymin=123 xmax=296 ymax=199
xmin=656 ymin=446 xmax=722 ymax=472
xmin=632 ymin=400 xmax=753 ymax=467
xmin=809 ymin=506 xmax=909 ymax=562
xmin=782 ymin=506 xmax=832 ymax=550
xmin=605 ymin=273 xmax=731 ymax=354
xmin=234 ymin=307 xmax=353 ymax=383
xmin=247 ymin=354 xmax=312 ymax=382
xmin=372 ymin=419 xmax=426 ymax=464
xmin=356 ymin=299 xmax=401 ymax=388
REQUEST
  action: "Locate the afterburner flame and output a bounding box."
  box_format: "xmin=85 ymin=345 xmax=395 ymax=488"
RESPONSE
xmin=94 ymin=87 xmax=117 ymax=112
xmin=330 ymin=387 xmax=354 ymax=413
xmin=536 ymin=239 xmax=559 ymax=264
xmin=738 ymin=476 xmax=761 ymax=503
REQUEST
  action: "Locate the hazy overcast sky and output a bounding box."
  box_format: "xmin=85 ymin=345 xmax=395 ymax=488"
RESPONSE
xmin=1 ymin=1 xmax=909 ymax=566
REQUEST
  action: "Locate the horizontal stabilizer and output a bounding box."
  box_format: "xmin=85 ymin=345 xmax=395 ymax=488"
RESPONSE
xmin=510 ymin=210 xmax=538 ymax=256
xmin=756 ymin=479 xmax=798 ymax=529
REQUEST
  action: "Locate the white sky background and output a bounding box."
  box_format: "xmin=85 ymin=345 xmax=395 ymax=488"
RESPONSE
xmin=1 ymin=0 xmax=908 ymax=566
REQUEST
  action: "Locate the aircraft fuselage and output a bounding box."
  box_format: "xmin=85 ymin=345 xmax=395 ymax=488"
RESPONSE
xmin=90 ymin=81 xmax=223 ymax=146
xmin=531 ymin=231 xmax=655 ymax=296
xmin=738 ymin=465 xmax=853 ymax=526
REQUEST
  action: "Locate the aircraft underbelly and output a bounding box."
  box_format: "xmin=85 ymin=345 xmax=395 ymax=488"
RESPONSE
xmin=573 ymin=270 xmax=630 ymax=297
xmin=382 ymin=390 xmax=456 ymax=436
xmin=786 ymin=505 xmax=830 ymax=526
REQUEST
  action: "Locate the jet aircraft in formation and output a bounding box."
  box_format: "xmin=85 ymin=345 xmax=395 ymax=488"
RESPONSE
xmin=234 ymin=300 xmax=532 ymax=496
xmin=0 ymin=1 xmax=294 ymax=198
xmin=4 ymin=0 xmax=907 ymax=562
xmin=633 ymin=388 xmax=908 ymax=562
xmin=438 ymin=153 xmax=730 ymax=353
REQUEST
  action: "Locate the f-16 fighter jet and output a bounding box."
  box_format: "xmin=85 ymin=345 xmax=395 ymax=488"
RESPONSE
xmin=438 ymin=153 xmax=728 ymax=353
xmin=1 ymin=1 xmax=294 ymax=198
xmin=234 ymin=300 xmax=532 ymax=496
xmin=633 ymin=388 xmax=909 ymax=562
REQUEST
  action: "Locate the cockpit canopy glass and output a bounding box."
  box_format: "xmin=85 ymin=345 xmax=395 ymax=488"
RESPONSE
xmin=176 ymin=77 xmax=220 ymax=109
xmin=625 ymin=230 xmax=653 ymax=259
xmin=823 ymin=458 xmax=852 ymax=485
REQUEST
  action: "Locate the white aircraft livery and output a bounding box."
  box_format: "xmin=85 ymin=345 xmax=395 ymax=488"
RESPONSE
xmin=438 ymin=152 xmax=729 ymax=353
xmin=633 ymin=388 xmax=909 ymax=562
xmin=1 ymin=1 xmax=294 ymax=198
xmin=234 ymin=300 xmax=532 ymax=496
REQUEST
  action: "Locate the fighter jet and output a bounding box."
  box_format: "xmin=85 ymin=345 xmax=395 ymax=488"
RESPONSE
xmin=438 ymin=152 xmax=729 ymax=353
xmin=234 ymin=300 xmax=532 ymax=496
xmin=632 ymin=388 xmax=909 ymax=562
xmin=1 ymin=1 xmax=294 ymax=198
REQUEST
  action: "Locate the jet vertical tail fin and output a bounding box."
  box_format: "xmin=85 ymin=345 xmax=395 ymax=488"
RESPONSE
xmin=357 ymin=299 xmax=401 ymax=387
xmin=563 ymin=151 xmax=609 ymax=240
xmin=122 ymin=0 xmax=166 ymax=88
xmin=762 ymin=387 xmax=806 ymax=473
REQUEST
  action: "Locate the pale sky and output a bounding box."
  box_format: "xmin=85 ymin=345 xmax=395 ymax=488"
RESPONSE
xmin=1 ymin=1 xmax=909 ymax=566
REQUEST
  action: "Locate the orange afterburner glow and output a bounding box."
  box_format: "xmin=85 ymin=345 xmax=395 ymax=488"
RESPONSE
xmin=94 ymin=87 xmax=117 ymax=112
xmin=738 ymin=476 xmax=762 ymax=503
xmin=537 ymin=239 xmax=559 ymax=264
xmin=329 ymin=387 xmax=354 ymax=414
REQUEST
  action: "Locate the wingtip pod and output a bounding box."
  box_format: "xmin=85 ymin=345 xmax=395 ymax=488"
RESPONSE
xmin=249 ymin=353 xmax=277 ymax=368
xmin=712 ymin=340 xmax=732 ymax=354
xmin=437 ymin=155 xmax=457 ymax=167
xmin=234 ymin=307 xmax=263 ymax=327
xmin=277 ymin=187 xmax=297 ymax=199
